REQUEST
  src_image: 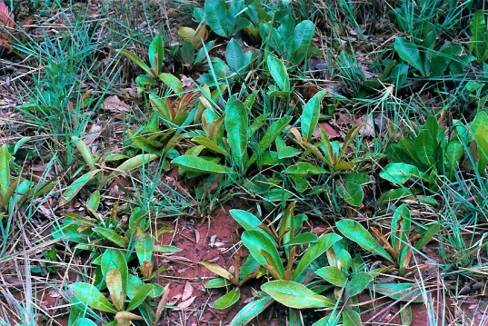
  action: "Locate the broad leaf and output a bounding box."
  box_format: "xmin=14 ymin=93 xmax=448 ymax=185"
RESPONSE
xmin=394 ymin=37 xmax=425 ymax=76
xmin=293 ymin=233 xmax=342 ymax=279
xmin=261 ymin=280 xmax=334 ymax=309
xmin=284 ymin=162 xmax=326 ymax=175
xmin=242 ymin=230 xmax=284 ymax=279
xmin=229 ymin=296 xmax=273 ymax=326
xmin=172 ymin=155 xmax=233 ymax=174
xmin=60 ymin=170 xmax=100 ymax=206
xmin=336 ymin=220 xmax=393 ymax=262
xmin=346 ymin=272 xmax=373 ymax=297
xmin=225 ymin=97 xmax=249 ymax=171
xmin=379 ymin=163 xmax=422 ymax=185
xmin=212 ymin=288 xmax=240 ymax=310
xmin=315 ymin=266 xmax=347 ymax=287
xmin=301 ymin=90 xmax=327 ymax=140
xmin=71 ymin=282 xmax=117 ymax=313
xmin=266 ymin=55 xmax=290 ymax=92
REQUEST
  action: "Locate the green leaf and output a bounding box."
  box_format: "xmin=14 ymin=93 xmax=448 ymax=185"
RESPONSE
xmin=225 ymin=97 xmax=249 ymax=171
xmin=0 ymin=144 xmax=12 ymax=205
xmin=100 ymin=249 xmax=128 ymax=292
xmin=337 ymin=173 xmax=368 ymax=207
xmin=247 ymin=116 xmax=292 ymax=169
xmin=301 ymin=90 xmax=327 ymax=140
xmin=212 ymin=288 xmax=241 ymax=310
xmin=390 ymin=204 xmax=411 ymax=254
xmin=226 ymin=38 xmax=252 ymax=72
xmin=60 ymin=170 xmax=100 ymax=206
xmin=293 ymin=233 xmax=342 ymax=280
xmin=286 ymin=232 xmax=318 ymax=246
xmin=127 ymin=284 xmax=153 ymax=311
xmin=445 ymin=140 xmax=463 ymax=178
xmin=192 ymin=136 xmax=228 ymax=156
xmin=371 ymin=282 xmax=423 ymax=302
xmin=394 ymin=37 xmax=425 ymax=76
xmin=204 ymin=278 xmax=231 ymax=289
xmin=109 ymin=154 xmax=158 ymax=179
xmin=229 ymin=209 xmax=262 ymax=231
xmin=74 ymin=318 xmax=98 ymax=326
xmin=204 ymin=0 xmax=234 ymax=37
xmin=242 ymin=230 xmax=284 ymax=279
xmin=346 ymin=272 xmax=374 ymax=297
xmin=336 ymin=219 xmax=393 ymax=262
xmin=135 ymin=233 xmax=154 ymax=268
xmin=148 ymin=34 xmax=164 ymax=75
xmin=229 ymin=296 xmax=273 ymax=326
xmin=266 ymin=54 xmax=290 ymax=92
xmin=171 ymin=155 xmax=233 ymax=174
xmin=120 ymin=49 xmax=153 ymax=76
xmin=261 ymin=280 xmax=334 ymax=309
xmin=158 ymin=73 xmax=183 ymax=95
xmin=379 ymin=163 xmax=422 ymax=185
xmin=414 ymin=222 xmax=440 ymax=250
xmin=470 ymin=10 xmax=488 ymax=61
xmin=315 ymin=266 xmax=347 ymax=287
xmin=342 ymin=309 xmax=362 ymax=326
xmin=291 ymin=20 xmax=315 ymax=63
xmin=471 ymin=111 xmax=488 ymax=170
xmin=284 ymin=162 xmax=326 ymax=175
xmin=86 ymin=190 xmax=100 ymax=216
xmin=72 ymin=136 xmax=96 ymax=170
xmin=71 ymin=282 xmax=117 ymax=313
xmin=94 ymin=227 xmax=128 ymax=247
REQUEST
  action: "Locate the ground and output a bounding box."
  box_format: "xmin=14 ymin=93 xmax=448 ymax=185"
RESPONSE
xmin=0 ymin=1 xmax=487 ymax=326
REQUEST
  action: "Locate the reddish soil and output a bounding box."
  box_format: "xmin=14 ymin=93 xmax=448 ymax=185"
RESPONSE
xmin=157 ymin=208 xmax=253 ymax=325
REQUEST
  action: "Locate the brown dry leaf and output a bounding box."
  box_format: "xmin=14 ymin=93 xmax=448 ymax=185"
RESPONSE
xmin=356 ymin=114 xmax=375 ymax=137
xmin=181 ymin=281 xmax=193 ymax=301
xmin=102 ymin=95 xmax=131 ymax=112
xmin=177 ymin=296 xmax=196 ymax=308
xmin=0 ymin=2 xmax=14 ymax=49
xmin=313 ymin=122 xmax=340 ymax=139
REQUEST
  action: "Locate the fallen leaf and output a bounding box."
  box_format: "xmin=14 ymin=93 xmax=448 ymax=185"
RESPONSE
xmin=181 ymin=282 xmax=193 ymax=301
xmin=0 ymin=1 xmax=14 ymax=49
xmin=356 ymin=114 xmax=375 ymax=137
xmin=313 ymin=122 xmax=340 ymax=139
xmin=102 ymin=95 xmax=131 ymax=112
xmin=177 ymin=296 xmax=196 ymax=308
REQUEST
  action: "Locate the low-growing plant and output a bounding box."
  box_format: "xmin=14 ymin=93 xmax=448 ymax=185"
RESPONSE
xmin=69 ymin=249 xmax=166 ymax=325
xmin=378 ymin=116 xmax=467 ymax=203
xmin=337 ymin=204 xmax=439 ymax=276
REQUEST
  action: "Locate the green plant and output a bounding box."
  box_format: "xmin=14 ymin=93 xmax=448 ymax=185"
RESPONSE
xmin=469 ymin=10 xmax=488 ymax=62
xmin=378 ymin=116 xmax=466 ymax=203
xmin=260 ymin=16 xmax=318 ymax=65
xmin=0 ymin=143 xmax=53 ymax=253
xmin=313 ymin=239 xmax=378 ymax=325
xmin=121 ymin=34 xmax=185 ymax=94
xmin=337 ymin=204 xmax=439 ymax=275
xmin=392 ymin=36 xmax=469 ymax=79
xmin=69 ymin=249 xmax=165 ymax=325
xmin=202 ymin=203 xmax=342 ymax=322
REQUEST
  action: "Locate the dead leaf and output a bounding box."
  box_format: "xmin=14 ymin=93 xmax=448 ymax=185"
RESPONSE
xmin=0 ymin=2 xmax=14 ymax=49
xmin=356 ymin=114 xmax=375 ymax=137
xmin=102 ymin=95 xmax=131 ymax=112
xmin=177 ymin=296 xmax=196 ymax=308
xmin=181 ymin=281 xmax=193 ymax=301
xmin=313 ymin=122 xmax=340 ymax=139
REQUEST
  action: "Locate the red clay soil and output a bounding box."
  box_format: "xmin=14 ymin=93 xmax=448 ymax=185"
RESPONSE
xmin=157 ymin=208 xmax=252 ymax=325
